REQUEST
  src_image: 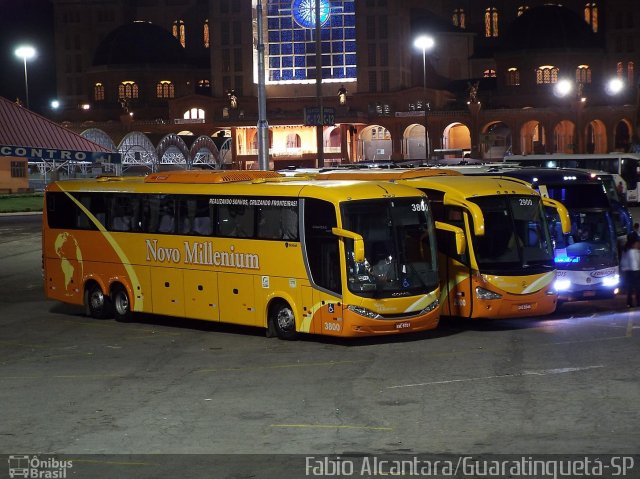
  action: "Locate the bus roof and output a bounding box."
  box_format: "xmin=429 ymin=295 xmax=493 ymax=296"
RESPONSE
xmin=46 ymin=171 xmax=429 ymax=204
xmin=315 ymin=168 xmax=537 ymax=197
xmin=506 ymin=152 xmax=640 ymax=161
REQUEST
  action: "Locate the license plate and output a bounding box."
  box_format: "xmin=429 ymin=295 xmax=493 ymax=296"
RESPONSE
xmin=583 ymin=291 xmax=596 ymax=297
xmin=517 ymin=303 xmax=532 ymax=311
xmin=395 ymin=322 xmax=411 ymax=329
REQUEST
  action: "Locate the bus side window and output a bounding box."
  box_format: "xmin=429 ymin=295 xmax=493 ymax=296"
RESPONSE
xmin=217 ymin=204 xmax=254 ymax=238
xmin=256 ymin=205 xmax=299 ymax=240
xmin=304 ymin=198 xmax=341 ymax=294
xmin=144 ymin=195 xmax=175 ymax=234
xmin=109 ymin=195 xmax=134 ymax=232
xmin=46 ymin=192 xmax=77 ymax=229
xmin=179 ymin=196 xmax=212 ymax=236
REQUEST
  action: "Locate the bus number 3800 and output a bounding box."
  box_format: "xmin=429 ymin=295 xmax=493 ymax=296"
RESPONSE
xmin=324 ymin=322 xmax=341 ymax=332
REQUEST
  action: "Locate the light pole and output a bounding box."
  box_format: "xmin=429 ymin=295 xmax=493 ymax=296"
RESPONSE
xmin=15 ymin=45 xmax=36 ymax=109
xmin=413 ymin=35 xmax=434 ymax=161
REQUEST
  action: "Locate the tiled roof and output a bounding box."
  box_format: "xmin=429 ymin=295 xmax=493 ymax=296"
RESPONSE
xmin=0 ymin=96 xmax=112 ymax=152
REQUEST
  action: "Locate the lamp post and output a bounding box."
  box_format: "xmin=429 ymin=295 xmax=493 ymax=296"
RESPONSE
xmin=413 ymin=35 xmax=434 ymax=161
xmin=15 ymin=45 xmax=36 ymax=109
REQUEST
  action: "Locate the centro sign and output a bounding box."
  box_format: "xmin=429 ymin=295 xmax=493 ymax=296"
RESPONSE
xmin=0 ymin=144 xmax=121 ymax=163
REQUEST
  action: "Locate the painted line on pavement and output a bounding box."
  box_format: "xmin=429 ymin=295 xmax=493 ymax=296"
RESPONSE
xmin=387 ymin=365 xmax=604 ymax=389
xmin=270 ymin=424 xmax=392 ymax=431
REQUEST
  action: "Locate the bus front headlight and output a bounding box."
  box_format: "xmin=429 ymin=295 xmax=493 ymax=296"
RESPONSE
xmin=475 ymin=287 xmax=502 ymax=300
xmin=554 ymin=278 xmax=571 ymax=291
xmin=420 ymin=298 xmax=439 ymax=314
xmin=602 ymin=274 xmax=620 ymax=287
xmin=347 ymin=305 xmax=382 ymax=319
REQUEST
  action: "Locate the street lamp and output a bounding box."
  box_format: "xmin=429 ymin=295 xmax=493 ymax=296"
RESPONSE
xmin=414 ymin=35 xmax=435 ymax=161
xmin=15 ymin=45 xmax=36 ymax=109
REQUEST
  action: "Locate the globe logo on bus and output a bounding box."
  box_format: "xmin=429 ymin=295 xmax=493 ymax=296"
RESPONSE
xmin=54 ymin=232 xmax=84 ymax=296
xmin=292 ymin=0 xmax=330 ymax=28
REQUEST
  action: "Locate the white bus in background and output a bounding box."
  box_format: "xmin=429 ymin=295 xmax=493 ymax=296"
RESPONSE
xmin=505 ymin=153 xmax=640 ymax=204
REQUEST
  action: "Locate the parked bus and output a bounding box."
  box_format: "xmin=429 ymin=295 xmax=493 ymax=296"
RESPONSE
xmin=315 ymin=169 xmax=571 ymax=319
xmin=458 ymin=166 xmax=620 ymax=301
xmin=505 ymin=153 xmax=640 ymax=204
xmin=43 ymin=170 xmax=442 ymax=339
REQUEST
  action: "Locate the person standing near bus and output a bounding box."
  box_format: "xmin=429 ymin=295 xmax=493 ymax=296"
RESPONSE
xmin=620 ymin=238 xmax=640 ymax=307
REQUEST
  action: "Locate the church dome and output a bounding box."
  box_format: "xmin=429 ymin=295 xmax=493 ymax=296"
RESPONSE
xmin=92 ymin=21 xmax=186 ymax=66
xmin=502 ymin=5 xmax=601 ymax=51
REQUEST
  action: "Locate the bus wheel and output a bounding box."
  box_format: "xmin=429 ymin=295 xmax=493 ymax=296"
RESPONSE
xmin=270 ymin=301 xmax=297 ymax=340
xmin=112 ymin=285 xmax=133 ymax=322
xmin=85 ymin=283 xmax=111 ymax=319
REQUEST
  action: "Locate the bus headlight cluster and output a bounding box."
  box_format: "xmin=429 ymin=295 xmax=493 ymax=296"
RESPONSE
xmin=347 ymin=305 xmax=382 ymax=319
xmin=602 ymin=274 xmax=620 ymax=287
xmin=420 ymin=298 xmax=439 ymax=314
xmin=475 ymin=287 xmax=502 ymax=300
xmin=554 ymin=278 xmax=571 ymax=291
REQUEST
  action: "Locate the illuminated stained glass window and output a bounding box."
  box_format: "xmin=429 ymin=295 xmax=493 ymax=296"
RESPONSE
xmin=156 ymin=81 xmax=175 ymax=98
xmin=94 ymin=83 xmax=105 ymax=101
xmin=576 ymin=65 xmax=591 ymax=84
xmin=536 ymin=66 xmax=558 ymax=84
xmin=584 ymin=3 xmax=598 ymax=32
xmin=485 ymin=7 xmax=499 ymax=37
xmin=173 ymin=20 xmax=186 ymax=48
xmin=204 ymin=20 xmax=210 ymax=48
xmin=119 ymin=81 xmax=138 ymax=98
xmin=506 ymin=68 xmax=520 ymax=86
xmin=452 ymin=8 xmax=465 ymax=28
xmin=265 ymin=0 xmax=356 ymax=83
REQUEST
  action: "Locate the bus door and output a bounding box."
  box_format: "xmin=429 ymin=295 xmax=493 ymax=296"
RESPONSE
xmin=436 ymin=207 xmax=473 ymax=318
xmin=302 ymin=198 xmax=343 ymax=334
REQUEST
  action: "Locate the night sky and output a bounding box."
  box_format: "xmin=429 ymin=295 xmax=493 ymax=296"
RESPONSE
xmin=0 ymin=0 xmax=56 ymax=115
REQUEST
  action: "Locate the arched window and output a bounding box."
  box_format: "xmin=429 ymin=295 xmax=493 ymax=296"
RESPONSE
xmin=118 ymin=81 xmax=138 ymax=99
xmin=517 ymin=5 xmax=529 ymax=16
xmin=617 ymin=61 xmax=624 ymax=78
xmin=536 ymin=66 xmax=559 ymax=84
xmin=452 ymin=8 xmax=465 ymax=28
xmin=183 ymin=108 xmax=205 ymax=120
xmin=628 ymin=62 xmax=635 ymax=84
xmin=484 ymin=69 xmax=496 ymax=78
xmin=506 ymin=68 xmax=520 ymax=86
xmin=173 ymin=20 xmax=186 ymax=47
xmin=204 ymin=20 xmax=210 ymax=48
xmin=485 ymin=7 xmax=499 ymax=37
xmin=576 ymin=65 xmax=592 ymax=83
xmin=156 ymin=81 xmax=175 ymax=99
xmin=286 ymin=133 xmax=301 ymax=149
xmin=94 ymin=82 xmax=105 ymax=101
xmin=584 ymin=3 xmax=598 ymax=32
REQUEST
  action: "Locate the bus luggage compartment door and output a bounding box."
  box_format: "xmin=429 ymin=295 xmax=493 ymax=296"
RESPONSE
xmin=218 ymin=272 xmax=257 ymax=326
xmin=150 ymin=267 xmax=185 ymax=318
xmin=183 ymin=269 xmax=219 ymax=321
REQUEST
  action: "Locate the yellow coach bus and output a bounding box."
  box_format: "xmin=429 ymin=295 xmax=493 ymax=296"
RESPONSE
xmin=315 ymin=169 xmax=571 ymax=319
xmin=42 ymin=170 xmax=442 ymax=339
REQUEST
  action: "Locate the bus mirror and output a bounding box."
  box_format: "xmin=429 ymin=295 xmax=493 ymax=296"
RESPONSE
xmin=442 ymin=195 xmax=485 ymax=236
xmin=541 ymin=197 xmax=571 ymax=234
xmin=435 ymin=221 xmax=467 ymax=255
xmin=331 ymin=227 xmax=365 ymax=263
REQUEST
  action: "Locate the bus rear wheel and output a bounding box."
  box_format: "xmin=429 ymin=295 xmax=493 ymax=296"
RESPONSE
xmin=112 ymin=285 xmax=133 ymax=322
xmin=270 ymin=301 xmax=297 ymax=340
xmin=85 ymin=283 xmax=112 ymax=319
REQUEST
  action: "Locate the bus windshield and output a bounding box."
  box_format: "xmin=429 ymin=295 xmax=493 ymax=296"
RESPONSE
xmin=341 ymin=197 xmax=439 ymax=298
xmin=468 ymin=196 xmax=554 ymax=272
xmin=542 ymin=183 xmax=609 ymax=208
xmin=551 ymin=211 xmax=616 ymax=263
